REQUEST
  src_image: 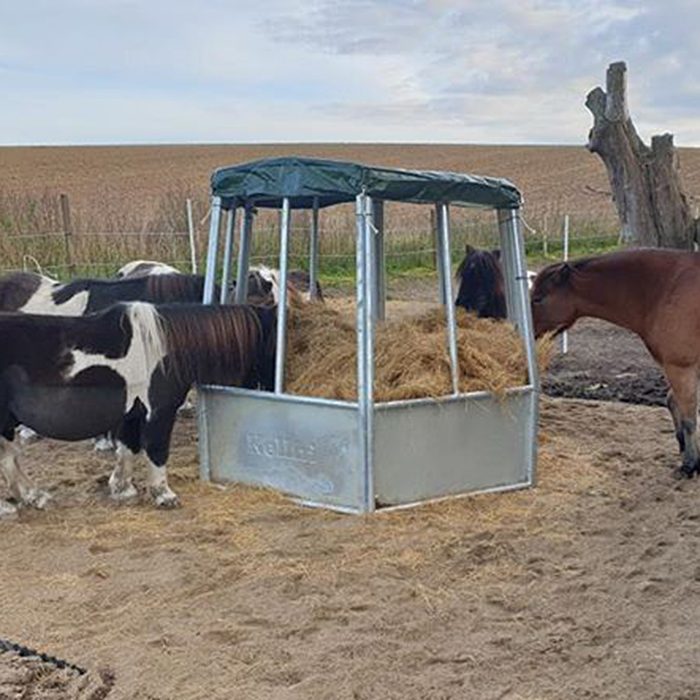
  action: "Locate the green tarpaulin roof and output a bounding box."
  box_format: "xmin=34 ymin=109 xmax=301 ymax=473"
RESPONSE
xmin=211 ymin=156 xmax=522 ymax=210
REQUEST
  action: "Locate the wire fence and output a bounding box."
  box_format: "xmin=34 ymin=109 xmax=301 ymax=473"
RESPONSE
xmin=0 ymin=194 xmax=621 ymax=280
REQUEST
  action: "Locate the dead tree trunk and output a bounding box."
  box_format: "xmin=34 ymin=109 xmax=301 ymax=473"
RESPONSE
xmin=586 ymin=61 xmax=697 ymax=249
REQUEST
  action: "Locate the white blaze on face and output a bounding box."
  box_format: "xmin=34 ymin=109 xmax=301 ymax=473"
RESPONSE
xmin=18 ymin=276 xmax=89 ymax=316
xmin=65 ymin=303 xmax=167 ymax=417
xmin=252 ymin=265 xmax=281 ymax=304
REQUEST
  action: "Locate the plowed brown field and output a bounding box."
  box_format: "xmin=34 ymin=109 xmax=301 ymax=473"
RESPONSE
xmin=4 ymin=142 xmax=700 ymax=223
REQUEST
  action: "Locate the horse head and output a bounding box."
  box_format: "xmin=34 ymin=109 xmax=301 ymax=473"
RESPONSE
xmin=455 ymin=245 xmax=506 ymax=319
xmin=530 ymin=261 xmax=579 ymax=337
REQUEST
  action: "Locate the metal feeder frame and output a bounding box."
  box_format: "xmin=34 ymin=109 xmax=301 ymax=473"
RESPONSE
xmin=198 ymin=173 xmax=539 ymax=514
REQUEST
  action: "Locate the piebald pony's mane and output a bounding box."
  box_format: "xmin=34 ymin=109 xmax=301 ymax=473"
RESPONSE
xmin=156 ymin=304 xmax=274 ymax=386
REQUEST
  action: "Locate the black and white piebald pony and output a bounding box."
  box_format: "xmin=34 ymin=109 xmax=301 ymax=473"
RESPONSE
xmin=0 ymin=302 xmax=276 ymax=518
xmin=116 ymin=260 xmax=181 ymax=279
xmin=0 ymin=271 xmax=211 ymax=446
xmin=0 ymin=271 xmax=209 ymax=316
xmin=455 ymin=245 xmax=535 ymax=320
xmin=233 ymin=266 xmax=324 ymax=304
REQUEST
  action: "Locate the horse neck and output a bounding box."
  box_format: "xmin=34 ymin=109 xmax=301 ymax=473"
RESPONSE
xmin=570 ymin=257 xmax=648 ymax=335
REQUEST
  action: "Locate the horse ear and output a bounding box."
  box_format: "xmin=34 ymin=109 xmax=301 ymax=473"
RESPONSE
xmin=491 ymin=249 xmax=501 ymax=260
xmin=556 ymin=263 xmax=572 ymax=285
xmin=465 ymin=243 xmax=476 ymax=256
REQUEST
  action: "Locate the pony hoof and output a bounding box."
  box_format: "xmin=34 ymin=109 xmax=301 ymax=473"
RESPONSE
xmin=24 ymin=489 xmax=51 ymax=509
xmin=94 ymin=437 xmax=117 ymax=453
xmin=678 ymin=464 xmax=699 ymax=479
xmin=150 ymin=488 xmax=180 ymax=509
xmin=0 ymin=499 xmax=18 ymax=519
xmin=18 ymin=426 xmax=39 ymax=444
xmin=109 ymin=483 xmax=138 ymax=502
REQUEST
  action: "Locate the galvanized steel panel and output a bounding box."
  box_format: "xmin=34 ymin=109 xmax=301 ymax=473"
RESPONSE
xmin=199 ymin=387 xmax=364 ymax=511
xmin=373 ymin=389 xmax=535 ymax=506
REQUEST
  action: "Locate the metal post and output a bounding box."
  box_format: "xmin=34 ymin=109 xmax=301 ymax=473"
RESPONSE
xmin=562 ymin=214 xmax=570 ymax=354
xmin=356 ymin=193 xmax=375 ymax=513
xmin=186 ymin=198 xmax=197 ymax=273
xmin=203 ymin=196 xmax=222 ymax=304
xmin=498 ymin=210 xmax=517 ymax=322
xmin=497 ymin=208 xmax=539 ymax=389
xmin=234 ymin=205 xmax=254 ymax=304
xmin=309 ymin=197 xmax=320 ymax=300
xmin=274 ymin=198 xmax=291 ymax=394
xmin=220 ymin=204 xmax=237 ymax=304
xmin=59 ymin=194 xmax=76 ymax=277
xmin=372 ymin=199 xmax=386 ymax=320
xmin=434 ymin=205 xmax=447 ymax=305
xmin=439 ymin=204 xmax=460 ymax=394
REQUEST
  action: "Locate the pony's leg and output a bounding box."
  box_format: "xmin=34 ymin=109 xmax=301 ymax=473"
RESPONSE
xmin=664 ymin=365 xmax=699 ymax=477
xmin=0 ymin=436 xmax=51 ymax=508
xmin=143 ymin=409 xmax=180 ymax=508
xmin=666 ymin=390 xmax=685 ymax=453
xmin=94 ymin=433 xmax=117 ymax=453
xmin=108 ymin=442 xmax=139 ymax=501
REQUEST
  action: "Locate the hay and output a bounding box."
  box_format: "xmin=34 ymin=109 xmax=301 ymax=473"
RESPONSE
xmin=286 ymin=301 xmax=552 ymax=401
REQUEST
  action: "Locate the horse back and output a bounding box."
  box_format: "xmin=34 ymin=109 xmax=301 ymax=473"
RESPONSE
xmin=0 ymin=272 xmax=45 ymax=312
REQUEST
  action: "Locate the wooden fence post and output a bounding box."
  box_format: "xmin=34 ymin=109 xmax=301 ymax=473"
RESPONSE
xmin=60 ymin=194 xmax=75 ymax=277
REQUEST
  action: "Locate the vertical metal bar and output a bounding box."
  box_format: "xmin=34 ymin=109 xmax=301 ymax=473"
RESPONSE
xmin=498 ymin=210 xmax=517 ymax=322
xmin=186 ymin=198 xmax=197 ymax=274
xmin=562 ymin=214 xmax=570 ymax=354
xmin=219 ymin=204 xmax=237 ymax=304
xmin=372 ymin=199 xmax=386 ymax=320
xmin=434 ymin=204 xmax=446 ymax=305
xmin=500 ymin=206 xmax=539 ymax=487
xmin=203 ymin=196 xmax=222 ymax=304
xmin=309 ymin=197 xmax=320 ymax=301
xmin=498 ymin=208 xmax=539 ymax=390
xmin=234 ymin=205 xmax=254 ymax=304
xmin=274 ymin=198 xmax=291 ymax=394
xmin=356 ymin=193 xmax=375 ymax=513
xmin=59 ymin=194 xmax=76 ymax=277
xmin=439 ymin=204 xmax=460 ymax=394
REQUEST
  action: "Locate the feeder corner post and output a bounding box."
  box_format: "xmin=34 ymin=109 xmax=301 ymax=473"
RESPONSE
xmin=355 ymin=193 xmax=376 ymax=513
xmin=274 ymin=198 xmax=292 ymax=395
xmin=438 ymin=203 xmax=460 ymax=394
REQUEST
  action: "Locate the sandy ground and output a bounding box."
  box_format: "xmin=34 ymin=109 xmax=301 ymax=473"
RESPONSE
xmin=2 ymin=393 xmax=700 ymax=699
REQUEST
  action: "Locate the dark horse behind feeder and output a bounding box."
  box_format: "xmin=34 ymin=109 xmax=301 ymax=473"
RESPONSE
xmin=455 ymin=245 xmax=536 ymax=320
xmin=455 ymin=245 xmax=507 ymax=319
xmin=530 ymin=248 xmax=700 ymax=481
xmin=0 ymin=302 xmax=276 ymax=518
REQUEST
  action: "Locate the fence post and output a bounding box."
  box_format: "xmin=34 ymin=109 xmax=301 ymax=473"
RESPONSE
xmin=186 ymin=199 xmax=197 ymax=273
xmin=60 ymin=194 xmax=75 ymax=277
xmin=561 ymin=214 xmax=570 ymax=354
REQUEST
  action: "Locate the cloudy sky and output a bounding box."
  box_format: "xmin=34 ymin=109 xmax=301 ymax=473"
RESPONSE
xmin=1 ymin=0 xmax=698 ymax=146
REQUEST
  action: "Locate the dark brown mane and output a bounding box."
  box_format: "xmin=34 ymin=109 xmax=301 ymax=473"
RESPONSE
xmin=144 ymin=275 xmax=206 ymax=303
xmin=158 ymin=304 xmax=274 ymax=388
xmin=535 ymin=257 xmax=594 ymax=292
xmin=455 ymin=248 xmax=505 ymax=319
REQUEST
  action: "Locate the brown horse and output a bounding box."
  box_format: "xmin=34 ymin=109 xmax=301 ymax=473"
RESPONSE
xmin=531 ymin=248 xmax=700 ymax=479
